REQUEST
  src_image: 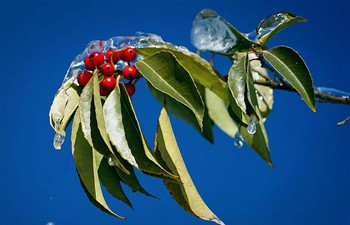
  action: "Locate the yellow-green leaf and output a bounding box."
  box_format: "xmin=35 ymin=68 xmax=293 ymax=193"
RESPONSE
xmin=71 ymin=111 xmax=124 ymax=219
xmin=155 ymin=108 xmax=224 ymax=225
xmin=205 ymin=88 xmax=238 ymax=139
xmin=135 ymin=51 xmax=204 ymax=128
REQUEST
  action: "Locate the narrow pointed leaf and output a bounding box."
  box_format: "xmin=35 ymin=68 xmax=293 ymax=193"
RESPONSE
xmin=135 ymin=51 xmax=204 ymax=128
xmin=137 ymin=47 xmax=227 ymax=101
xmin=71 ymin=111 xmax=125 ymax=219
xmin=205 ymin=88 xmax=238 ymax=139
xmin=263 ymin=46 xmax=316 ymax=111
xmin=242 ymin=62 xmax=273 ymax=166
xmin=155 ymin=108 xmax=224 ymax=225
xmin=98 ymin=157 xmax=133 ymax=209
xmin=256 ymin=12 xmax=307 ymax=45
xmin=147 ymin=81 xmax=213 ymax=143
xmin=79 ymin=74 xmax=128 ymax=173
xmin=227 ymin=55 xmax=248 ymax=113
xmin=103 ymin=83 xmax=177 ymax=180
xmin=112 ymin=148 xmax=156 ymax=198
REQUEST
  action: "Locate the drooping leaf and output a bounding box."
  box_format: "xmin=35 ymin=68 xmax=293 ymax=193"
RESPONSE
xmin=79 ymin=74 xmax=128 ymax=174
xmin=147 ymin=81 xmax=213 ymax=143
xmin=227 ymin=54 xmax=251 ymax=125
xmin=135 ymin=51 xmax=205 ymax=128
xmin=263 ymin=46 xmax=316 ymax=111
xmin=256 ymin=12 xmax=307 ymax=45
xmin=71 ymin=111 xmax=124 ymax=219
xmin=137 ymin=47 xmax=227 ymax=101
xmin=228 ymin=54 xmax=248 ymax=113
xmin=98 ymin=157 xmax=133 ymax=209
xmin=205 ymin=88 xmax=238 ymax=139
xmin=49 ymin=83 xmax=80 ymax=132
xmin=244 ymin=60 xmax=272 ymax=166
xmin=154 ymin=108 xmax=224 ymax=225
xmin=103 ymin=83 xmax=177 ymax=180
xmin=112 ymin=147 xmax=156 ymax=198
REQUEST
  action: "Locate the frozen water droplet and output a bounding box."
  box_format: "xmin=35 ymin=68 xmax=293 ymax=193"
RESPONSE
xmin=190 ymin=9 xmax=237 ymax=53
xmin=108 ymin=157 xmax=116 ymax=166
xmin=53 ymin=132 xmax=65 ymax=150
xmin=233 ymin=132 xmax=244 ymax=148
xmin=247 ymin=116 xmax=257 ymax=135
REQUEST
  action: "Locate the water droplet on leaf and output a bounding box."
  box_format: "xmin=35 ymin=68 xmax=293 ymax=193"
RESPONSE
xmin=108 ymin=157 xmax=116 ymax=166
xmin=233 ymin=132 xmax=244 ymax=148
xmin=247 ymin=116 xmax=257 ymax=135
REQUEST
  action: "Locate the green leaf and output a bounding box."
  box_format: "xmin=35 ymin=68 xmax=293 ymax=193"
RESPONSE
xmin=135 ymin=51 xmax=205 ymax=128
xmin=238 ymin=121 xmax=272 ymax=167
xmin=256 ymin=12 xmax=307 ymax=45
xmin=112 ymin=148 xmax=156 ymax=198
xmin=155 ymin=108 xmax=224 ymax=224
xmin=103 ymin=83 xmax=177 ymax=180
xmin=71 ymin=111 xmax=125 ymax=219
xmin=137 ymin=47 xmax=227 ymax=101
xmin=98 ymin=157 xmax=133 ymax=209
xmin=227 ymin=54 xmax=252 ymax=125
xmin=228 ymin=55 xmax=248 ymax=114
xmin=263 ymin=46 xmax=316 ymax=111
xmin=147 ymin=81 xmax=213 ymax=143
xmin=79 ymin=73 xmax=129 ymax=174
xmin=242 ymin=61 xmax=273 ymax=166
xmin=205 ymin=88 xmax=238 ymax=139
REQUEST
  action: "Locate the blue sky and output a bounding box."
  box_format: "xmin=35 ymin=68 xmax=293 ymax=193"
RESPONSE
xmin=0 ymin=1 xmax=349 ymax=225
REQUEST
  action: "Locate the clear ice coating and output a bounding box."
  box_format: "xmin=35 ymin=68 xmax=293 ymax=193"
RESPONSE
xmin=316 ymin=87 xmax=350 ymax=98
xmin=108 ymin=157 xmax=116 ymax=166
xmin=53 ymin=132 xmax=65 ymax=150
xmin=233 ymin=131 xmax=244 ymax=148
xmin=190 ymin=9 xmax=237 ymax=53
xmin=255 ymin=13 xmax=287 ymax=40
xmin=62 ymin=32 xmax=189 ymax=85
xmin=247 ymin=116 xmax=257 ymax=135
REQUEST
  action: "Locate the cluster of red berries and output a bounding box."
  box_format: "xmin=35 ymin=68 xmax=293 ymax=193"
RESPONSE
xmin=77 ymin=47 xmax=138 ymax=96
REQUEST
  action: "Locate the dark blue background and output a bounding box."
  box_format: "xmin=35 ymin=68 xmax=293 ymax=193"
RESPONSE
xmin=1 ymin=1 xmax=349 ymax=225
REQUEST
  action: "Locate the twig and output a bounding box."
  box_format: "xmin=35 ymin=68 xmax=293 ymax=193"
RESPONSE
xmin=254 ymin=79 xmax=350 ymax=105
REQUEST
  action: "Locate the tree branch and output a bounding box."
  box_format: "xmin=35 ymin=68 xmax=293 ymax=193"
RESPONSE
xmin=254 ymin=79 xmax=350 ymax=105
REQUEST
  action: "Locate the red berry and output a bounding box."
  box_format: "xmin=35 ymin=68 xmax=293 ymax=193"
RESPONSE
xmin=89 ymin=52 xmax=104 ymax=67
xmin=112 ymin=50 xmax=122 ymax=63
xmin=105 ymin=49 xmax=114 ymax=63
xmin=99 ymin=76 xmax=116 ymax=96
xmin=121 ymin=47 xmax=137 ymax=62
xmin=101 ymin=63 xmax=114 ymax=75
xmin=125 ymin=83 xmax=136 ymax=96
xmin=122 ymin=65 xmax=137 ymax=80
xmin=77 ymin=71 xmax=93 ymax=87
xmin=84 ymin=56 xmax=95 ymax=70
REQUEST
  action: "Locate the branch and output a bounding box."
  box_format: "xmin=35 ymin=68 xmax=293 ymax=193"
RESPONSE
xmin=254 ymin=79 xmax=350 ymax=105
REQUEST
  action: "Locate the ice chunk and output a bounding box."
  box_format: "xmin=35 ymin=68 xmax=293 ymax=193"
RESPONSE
xmin=190 ymin=9 xmax=237 ymax=53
